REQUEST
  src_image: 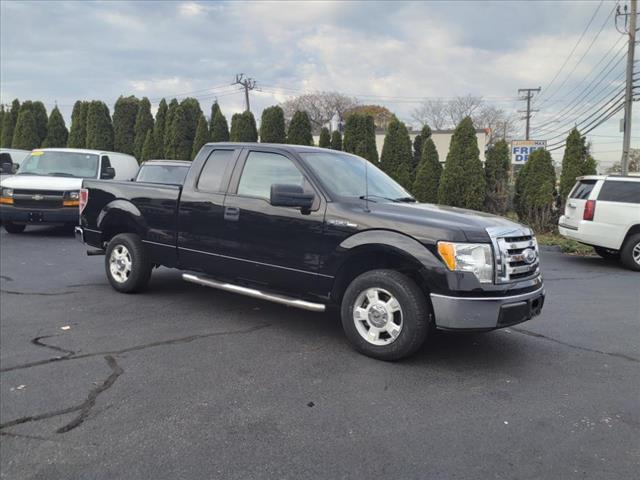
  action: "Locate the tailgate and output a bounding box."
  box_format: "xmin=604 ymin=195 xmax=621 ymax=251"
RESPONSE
xmin=563 ymin=179 xmax=597 ymax=228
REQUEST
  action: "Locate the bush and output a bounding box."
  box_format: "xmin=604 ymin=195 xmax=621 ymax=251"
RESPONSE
xmin=191 ymin=114 xmax=210 ymax=159
xmin=330 ymin=130 xmax=342 ymax=150
xmin=559 ymin=128 xmax=595 ymax=204
xmin=42 ymin=106 xmax=68 ymax=148
xmin=343 ymin=114 xmax=378 ymax=163
xmin=153 ymin=99 xmax=168 ymax=157
xmin=230 ymin=111 xmax=258 ymax=142
xmin=318 ymin=127 xmax=331 ymax=148
xmin=68 ymin=101 xmax=89 ymax=148
xmin=1 ymin=99 xmax=20 ymax=148
xmin=85 ymin=101 xmax=114 ymax=150
xmin=438 ymin=117 xmax=485 ymax=210
xmin=380 ymin=117 xmax=413 ymax=189
xmin=140 ymin=130 xmax=156 ymax=162
xmin=514 ymin=148 xmax=556 ymax=232
xmin=133 ymin=97 xmax=154 ymax=160
xmin=260 ymin=106 xmax=286 ymax=143
xmin=11 ymin=108 xmax=40 ymax=150
xmin=210 ymin=104 xmax=229 ymax=142
xmin=287 ymin=110 xmax=313 ymax=145
xmin=112 ymin=96 xmax=140 ymax=155
xmin=484 ymin=139 xmax=511 ymax=215
xmin=413 ymin=131 xmax=441 ymax=203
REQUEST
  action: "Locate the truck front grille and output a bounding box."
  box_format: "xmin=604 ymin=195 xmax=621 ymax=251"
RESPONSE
xmin=487 ymin=227 xmax=540 ymax=284
xmin=12 ymin=190 xmax=64 ymax=210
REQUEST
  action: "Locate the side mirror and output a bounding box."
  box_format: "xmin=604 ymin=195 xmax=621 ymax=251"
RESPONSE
xmin=270 ymin=184 xmax=314 ymax=210
xmin=1 ymin=162 xmax=13 ymax=174
xmin=101 ymin=166 xmax=116 ymax=179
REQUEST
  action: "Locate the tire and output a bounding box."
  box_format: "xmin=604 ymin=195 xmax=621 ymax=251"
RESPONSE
xmin=3 ymin=222 xmax=26 ymax=234
xmin=340 ymin=269 xmax=430 ymax=361
xmin=594 ymin=246 xmax=620 ymax=260
xmin=620 ymin=233 xmax=640 ymax=272
xmin=104 ymin=233 xmax=152 ymax=293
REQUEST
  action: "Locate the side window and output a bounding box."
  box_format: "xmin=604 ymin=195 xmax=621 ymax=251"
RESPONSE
xmin=197 ymin=150 xmax=235 ymax=193
xmin=569 ymin=180 xmax=597 ymax=199
xmin=597 ymin=181 xmax=640 ymax=204
xmin=237 ymin=151 xmax=303 ymax=199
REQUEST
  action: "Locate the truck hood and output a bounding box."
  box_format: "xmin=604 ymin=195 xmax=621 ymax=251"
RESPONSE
xmin=0 ymin=175 xmax=84 ymax=191
xmin=370 ymin=202 xmax=530 ymax=243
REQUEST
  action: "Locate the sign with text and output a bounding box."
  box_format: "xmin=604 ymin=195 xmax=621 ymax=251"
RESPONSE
xmin=512 ymin=140 xmax=546 ymax=164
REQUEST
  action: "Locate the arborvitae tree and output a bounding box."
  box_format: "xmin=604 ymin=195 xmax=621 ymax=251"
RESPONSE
xmin=514 ymin=148 xmax=556 ymax=232
xmin=210 ymin=107 xmax=229 ymax=142
xmin=229 ymin=111 xmax=258 ymax=142
xmin=42 ymin=106 xmax=68 ymax=148
xmin=1 ymin=99 xmax=20 ymax=147
xmin=413 ymin=129 xmax=441 ymax=203
xmin=179 ymin=97 xmax=203 ymax=156
xmin=140 ymin=130 xmax=156 ymax=162
xmin=112 ymin=96 xmax=139 ymax=155
xmin=330 ymin=129 xmax=342 ymax=150
xmin=153 ymin=99 xmax=168 ymax=158
xmin=318 ymin=127 xmax=331 ymax=148
xmin=68 ymin=101 xmax=89 ymax=148
xmin=584 ymin=152 xmax=597 ymax=175
xmin=32 ymin=101 xmax=48 ymax=146
xmin=380 ymin=117 xmax=413 ymax=189
xmin=85 ymin=101 xmax=114 ymax=150
xmin=0 ymin=105 xmax=4 ymax=144
xmin=343 ymin=114 xmax=378 ymax=163
xmin=484 ymin=139 xmax=511 ymax=215
xmin=259 ymin=105 xmax=286 ymax=143
xmin=438 ymin=116 xmax=486 ymax=210
xmin=11 ymin=109 xmax=40 ymax=150
xmin=287 ymin=110 xmax=313 ymax=145
xmin=165 ymin=105 xmax=191 ymax=160
xmin=209 ymin=102 xmax=222 ymax=137
xmin=192 ymin=114 xmax=210 ymax=159
xmin=163 ymin=99 xmax=179 ymax=156
xmin=133 ymin=97 xmax=154 ymax=160
xmin=559 ymin=128 xmax=598 ymax=204
xmin=412 ymin=133 xmax=423 ymax=173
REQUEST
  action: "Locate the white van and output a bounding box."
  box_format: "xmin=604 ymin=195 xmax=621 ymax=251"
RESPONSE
xmin=559 ymin=175 xmax=640 ymax=271
xmin=0 ymin=148 xmax=138 ymax=233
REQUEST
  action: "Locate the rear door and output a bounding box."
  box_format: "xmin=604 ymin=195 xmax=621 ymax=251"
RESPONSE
xmin=562 ymin=179 xmax=598 ymax=229
xmin=595 ymin=179 xmax=640 ymax=248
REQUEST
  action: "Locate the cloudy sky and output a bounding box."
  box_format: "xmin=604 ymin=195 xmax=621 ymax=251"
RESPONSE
xmin=1 ymin=0 xmax=637 ymax=168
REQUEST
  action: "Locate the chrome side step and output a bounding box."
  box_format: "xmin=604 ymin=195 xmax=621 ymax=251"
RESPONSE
xmin=182 ymin=273 xmax=326 ymax=312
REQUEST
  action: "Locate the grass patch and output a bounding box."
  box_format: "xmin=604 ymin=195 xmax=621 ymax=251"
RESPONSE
xmin=536 ymin=233 xmax=595 ymax=256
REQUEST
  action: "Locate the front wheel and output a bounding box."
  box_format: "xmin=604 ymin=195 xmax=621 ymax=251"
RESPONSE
xmin=3 ymin=221 xmax=26 ymax=234
xmin=620 ymin=234 xmax=640 ymax=272
xmin=105 ymin=233 xmax=153 ymax=293
xmin=594 ymin=246 xmax=619 ymax=260
xmin=340 ymin=269 xmax=430 ymax=361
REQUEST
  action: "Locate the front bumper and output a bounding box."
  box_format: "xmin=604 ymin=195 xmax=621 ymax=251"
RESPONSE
xmin=0 ymin=205 xmax=79 ymax=225
xmin=430 ymin=286 xmax=545 ymax=331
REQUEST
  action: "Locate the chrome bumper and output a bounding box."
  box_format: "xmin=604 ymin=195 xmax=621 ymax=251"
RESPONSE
xmin=430 ymin=287 xmax=545 ymax=330
xmin=74 ymin=226 xmax=84 ymax=243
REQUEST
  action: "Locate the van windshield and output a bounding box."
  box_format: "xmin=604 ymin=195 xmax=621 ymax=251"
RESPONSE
xmin=300 ymin=151 xmax=412 ymax=202
xmin=17 ymin=151 xmax=99 ymax=178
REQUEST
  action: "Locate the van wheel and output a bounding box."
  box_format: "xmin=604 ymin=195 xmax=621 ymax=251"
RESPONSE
xmin=105 ymin=233 xmax=152 ymax=292
xmin=620 ymin=234 xmax=640 ymax=272
xmin=594 ymin=246 xmax=619 ymax=260
xmin=340 ymin=269 xmax=430 ymax=361
xmin=3 ymin=222 xmax=26 ymax=234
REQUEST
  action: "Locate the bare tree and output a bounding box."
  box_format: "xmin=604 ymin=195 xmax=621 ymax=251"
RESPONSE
xmin=411 ymin=99 xmax=448 ymax=129
xmin=473 ymin=105 xmax=519 ymax=144
xmin=447 ymin=95 xmax=483 ymax=127
xmin=280 ymin=92 xmax=357 ymax=131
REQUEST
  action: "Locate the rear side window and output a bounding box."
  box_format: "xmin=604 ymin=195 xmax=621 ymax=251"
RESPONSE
xmin=597 ymin=181 xmax=640 ymax=204
xmin=569 ymin=180 xmax=597 ymax=199
xmin=197 ymin=150 xmax=235 ymax=193
xmin=237 ymin=151 xmax=303 ymax=199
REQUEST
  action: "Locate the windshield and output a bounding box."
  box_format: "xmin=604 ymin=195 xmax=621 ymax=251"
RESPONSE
xmin=18 ymin=151 xmax=99 ymax=178
xmin=300 ymin=151 xmax=411 ymax=201
xmin=136 ymin=164 xmax=190 ymax=185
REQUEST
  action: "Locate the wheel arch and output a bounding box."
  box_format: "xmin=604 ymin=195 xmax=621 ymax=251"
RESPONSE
xmin=98 ymin=200 xmax=147 ymax=244
xmin=623 ymin=224 xmax=640 ymax=245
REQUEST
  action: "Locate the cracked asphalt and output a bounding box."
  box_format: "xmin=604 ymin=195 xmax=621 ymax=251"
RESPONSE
xmin=1 ymin=227 xmax=639 ymax=480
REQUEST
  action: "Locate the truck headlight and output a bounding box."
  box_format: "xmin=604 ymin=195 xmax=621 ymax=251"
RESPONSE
xmin=1 ymin=188 xmax=14 ymax=205
xmin=63 ymin=190 xmax=80 ymax=207
xmin=437 ymin=241 xmax=494 ymax=283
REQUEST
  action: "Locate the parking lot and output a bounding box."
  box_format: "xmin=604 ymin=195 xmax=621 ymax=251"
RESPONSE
xmin=0 ymin=227 xmax=638 ymax=479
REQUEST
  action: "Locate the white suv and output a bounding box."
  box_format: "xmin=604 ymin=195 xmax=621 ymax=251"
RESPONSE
xmin=559 ymin=175 xmax=640 ymax=271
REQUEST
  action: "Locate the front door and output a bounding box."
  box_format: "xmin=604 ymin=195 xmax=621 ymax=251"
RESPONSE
xmin=219 ymin=149 xmax=331 ymax=299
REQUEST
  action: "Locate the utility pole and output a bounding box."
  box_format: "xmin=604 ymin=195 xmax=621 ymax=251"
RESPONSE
xmin=518 ymin=88 xmax=541 ymax=140
xmin=616 ymin=0 xmax=637 ymax=176
xmin=232 ymin=73 xmax=257 ymax=112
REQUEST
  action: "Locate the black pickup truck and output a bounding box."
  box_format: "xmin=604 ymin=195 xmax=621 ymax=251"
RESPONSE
xmin=77 ymin=143 xmax=544 ymax=360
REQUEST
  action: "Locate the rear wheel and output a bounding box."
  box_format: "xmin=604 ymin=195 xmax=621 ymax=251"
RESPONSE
xmin=340 ymin=269 xmax=430 ymax=361
xmin=620 ymin=234 xmax=640 ymax=272
xmin=594 ymin=246 xmax=619 ymax=260
xmin=3 ymin=222 xmax=26 ymax=234
xmin=105 ymin=233 xmax=152 ymax=292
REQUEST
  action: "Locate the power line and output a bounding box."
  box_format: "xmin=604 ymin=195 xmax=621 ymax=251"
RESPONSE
xmin=536 ymin=1 xmax=619 ymax=108
xmin=535 ymin=0 xmax=605 ymax=104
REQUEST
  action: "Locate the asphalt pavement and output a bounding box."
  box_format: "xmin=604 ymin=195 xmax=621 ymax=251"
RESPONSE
xmin=1 ymin=226 xmax=638 ymax=479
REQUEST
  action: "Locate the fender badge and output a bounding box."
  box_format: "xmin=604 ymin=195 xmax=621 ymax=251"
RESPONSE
xmin=328 ymin=219 xmax=358 ymax=228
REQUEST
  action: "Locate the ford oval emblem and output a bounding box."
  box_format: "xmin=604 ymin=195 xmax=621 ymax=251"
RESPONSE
xmin=523 ymin=248 xmax=537 ymax=264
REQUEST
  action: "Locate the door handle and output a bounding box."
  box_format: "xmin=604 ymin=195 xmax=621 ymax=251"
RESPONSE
xmin=224 ymin=206 xmax=240 ymax=221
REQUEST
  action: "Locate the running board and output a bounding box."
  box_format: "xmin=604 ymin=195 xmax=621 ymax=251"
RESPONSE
xmin=182 ymin=273 xmax=326 ymax=312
